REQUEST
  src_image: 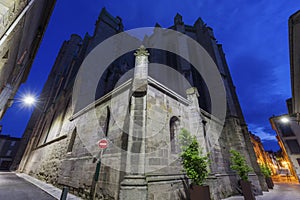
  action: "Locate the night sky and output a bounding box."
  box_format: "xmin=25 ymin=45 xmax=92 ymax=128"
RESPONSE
xmin=1 ymin=1 xmax=300 ymax=151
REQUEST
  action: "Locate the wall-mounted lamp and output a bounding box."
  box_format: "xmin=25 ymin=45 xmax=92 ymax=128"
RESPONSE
xmin=280 ymin=112 xmax=300 ymax=125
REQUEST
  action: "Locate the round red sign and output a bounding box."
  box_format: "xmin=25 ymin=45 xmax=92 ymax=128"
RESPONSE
xmin=98 ymin=139 xmax=108 ymax=149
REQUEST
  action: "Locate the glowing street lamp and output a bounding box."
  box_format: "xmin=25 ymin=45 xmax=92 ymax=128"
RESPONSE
xmin=280 ymin=117 xmax=290 ymax=124
xmin=22 ymin=95 xmax=36 ymax=106
xmin=280 ymin=113 xmax=300 ymax=125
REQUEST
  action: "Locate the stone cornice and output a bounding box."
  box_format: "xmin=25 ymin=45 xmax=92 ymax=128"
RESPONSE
xmin=148 ymin=76 xmax=190 ymax=105
xmin=69 ymin=78 xmax=132 ymax=121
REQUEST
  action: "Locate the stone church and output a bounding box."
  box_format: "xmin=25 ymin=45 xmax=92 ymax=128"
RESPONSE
xmin=14 ymin=8 xmax=267 ymax=200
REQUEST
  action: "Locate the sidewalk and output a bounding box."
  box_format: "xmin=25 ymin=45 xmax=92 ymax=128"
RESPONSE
xmin=16 ymin=172 xmax=82 ymax=200
xmin=222 ymin=183 xmax=300 ymax=200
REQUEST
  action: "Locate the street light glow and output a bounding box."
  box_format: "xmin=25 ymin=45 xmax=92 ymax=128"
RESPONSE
xmin=23 ymin=95 xmax=36 ymax=105
xmin=280 ymin=117 xmax=289 ymax=123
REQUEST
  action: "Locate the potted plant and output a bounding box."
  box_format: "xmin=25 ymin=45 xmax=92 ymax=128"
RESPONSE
xmin=260 ymin=163 xmax=274 ymax=189
xmin=230 ymin=149 xmax=255 ymax=200
xmin=179 ymin=129 xmax=210 ymax=200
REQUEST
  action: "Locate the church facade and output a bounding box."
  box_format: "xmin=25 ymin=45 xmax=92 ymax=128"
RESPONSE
xmin=16 ymin=8 xmax=267 ymax=200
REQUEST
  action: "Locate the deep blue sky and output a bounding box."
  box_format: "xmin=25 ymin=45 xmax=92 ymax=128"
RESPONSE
xmin=1 ymin=1 xmax=300 ymax=151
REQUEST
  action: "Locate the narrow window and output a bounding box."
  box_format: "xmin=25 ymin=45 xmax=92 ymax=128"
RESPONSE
xmin=99 ymin=107 xmax=111 ymax=137
xmin=67 ymin=128 xmax=77 ymax=153
xmin=36 ymin=120 xmax=47 ymax=147
xmin=170 ymin=116 xmax=180 ymax=153
xmin=104 ymin=107 xmax=110 ymax=137
xmin=286 ymin=139 xmax=300 ymax=154
xmin=56 ymin=98 xmax=71 ymax=137
xmin=43 ymin=111 xmax=56 ymax=144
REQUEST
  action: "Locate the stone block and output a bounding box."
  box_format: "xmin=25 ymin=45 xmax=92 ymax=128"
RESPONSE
xmin=131 ymin=142 xmax=142 ymax=153
xmin=149 ymin=158 xmax=160 ymax=165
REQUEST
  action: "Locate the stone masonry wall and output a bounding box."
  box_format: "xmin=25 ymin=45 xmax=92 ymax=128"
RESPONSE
xmin=145 ymin=83 xmax=238 ymax=200
xmin=59 ymin=86 xmax=131 ymax=199
xmin=145 ymin=84 xmax=190 ymax=174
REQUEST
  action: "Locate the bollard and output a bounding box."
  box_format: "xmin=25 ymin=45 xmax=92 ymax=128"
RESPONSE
xmin=60 ymin=186 xmax=68 ymax=200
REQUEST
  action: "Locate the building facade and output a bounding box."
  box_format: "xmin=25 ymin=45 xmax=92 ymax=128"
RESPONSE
xmin=289 ymin=10 xmax=300 ymax=117
xmin=250 ymin=132 xmax=299 ymax=183
xmin=269 ymin=10 xmax=300 ymax=183
xmin=0 ymin=134 xmax=20 ymax=169
xmin=250 ymin=133 xmax=277 ymax=175
xmin=270 ymin=115 xmax=300 ymax=182
xmin=16 ymin=8 xmax=266 ymax=200
xmin=0 ymin=0 xmax=56 ymax=119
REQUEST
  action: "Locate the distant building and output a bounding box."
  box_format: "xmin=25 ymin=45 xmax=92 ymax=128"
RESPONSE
xmin=250 ymin=132 xmax=299 ymax=183
xmin=0 ymin=0 xmax=56 ymax=119
xmin=0 ymin=134 xmax=20 ymax=170
xmin=265 ymin=151 xmax=281 ymax=174
xmin=250 ymin=133 xmax=277 ymax=174
xmin=16 ymin=8 xmax=266 ymax=200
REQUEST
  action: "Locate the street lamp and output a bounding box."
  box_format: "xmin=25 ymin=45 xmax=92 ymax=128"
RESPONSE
xmin=280 ymin=113 xmax=300 ymax=125
xmin=0 ymin=94 xmax=37 ymax=135
xmin=280 ymin=117 xmax=290 ymax=124
xmin=22 ymin=95 xmax=36 ymax=106
xmin=8 ymin=93 xmax=37 ymax=107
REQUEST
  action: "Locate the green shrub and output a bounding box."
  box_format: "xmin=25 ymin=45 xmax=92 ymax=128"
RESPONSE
xmin=230 ymin=149 xmax=252 ymax=181
xmin=179 ymin=129 xmax=209 ymax=186
xmin=259 ymin=164 xmax=272 ymax=178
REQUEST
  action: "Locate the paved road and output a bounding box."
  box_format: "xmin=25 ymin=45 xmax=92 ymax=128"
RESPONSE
xmin=223 ymin=183 xmax=300 ymax=200
xmin=0 ymin=171 xmax=55 ymax=200
xmin=1 ymin=171 xmax=299 ymax=200
xmin=259 ymin=183 xmax=300 ymax=200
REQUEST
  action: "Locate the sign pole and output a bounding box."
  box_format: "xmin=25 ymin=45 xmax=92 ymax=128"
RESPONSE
xmin=89 ymin=139 xmax=108 ymax=200
xmin=94 ymin=150 xmax=103 ymax=182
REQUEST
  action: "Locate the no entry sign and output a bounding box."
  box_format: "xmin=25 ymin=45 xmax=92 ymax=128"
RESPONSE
xmin=98 ymin=138 xmax=108 ymax=149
